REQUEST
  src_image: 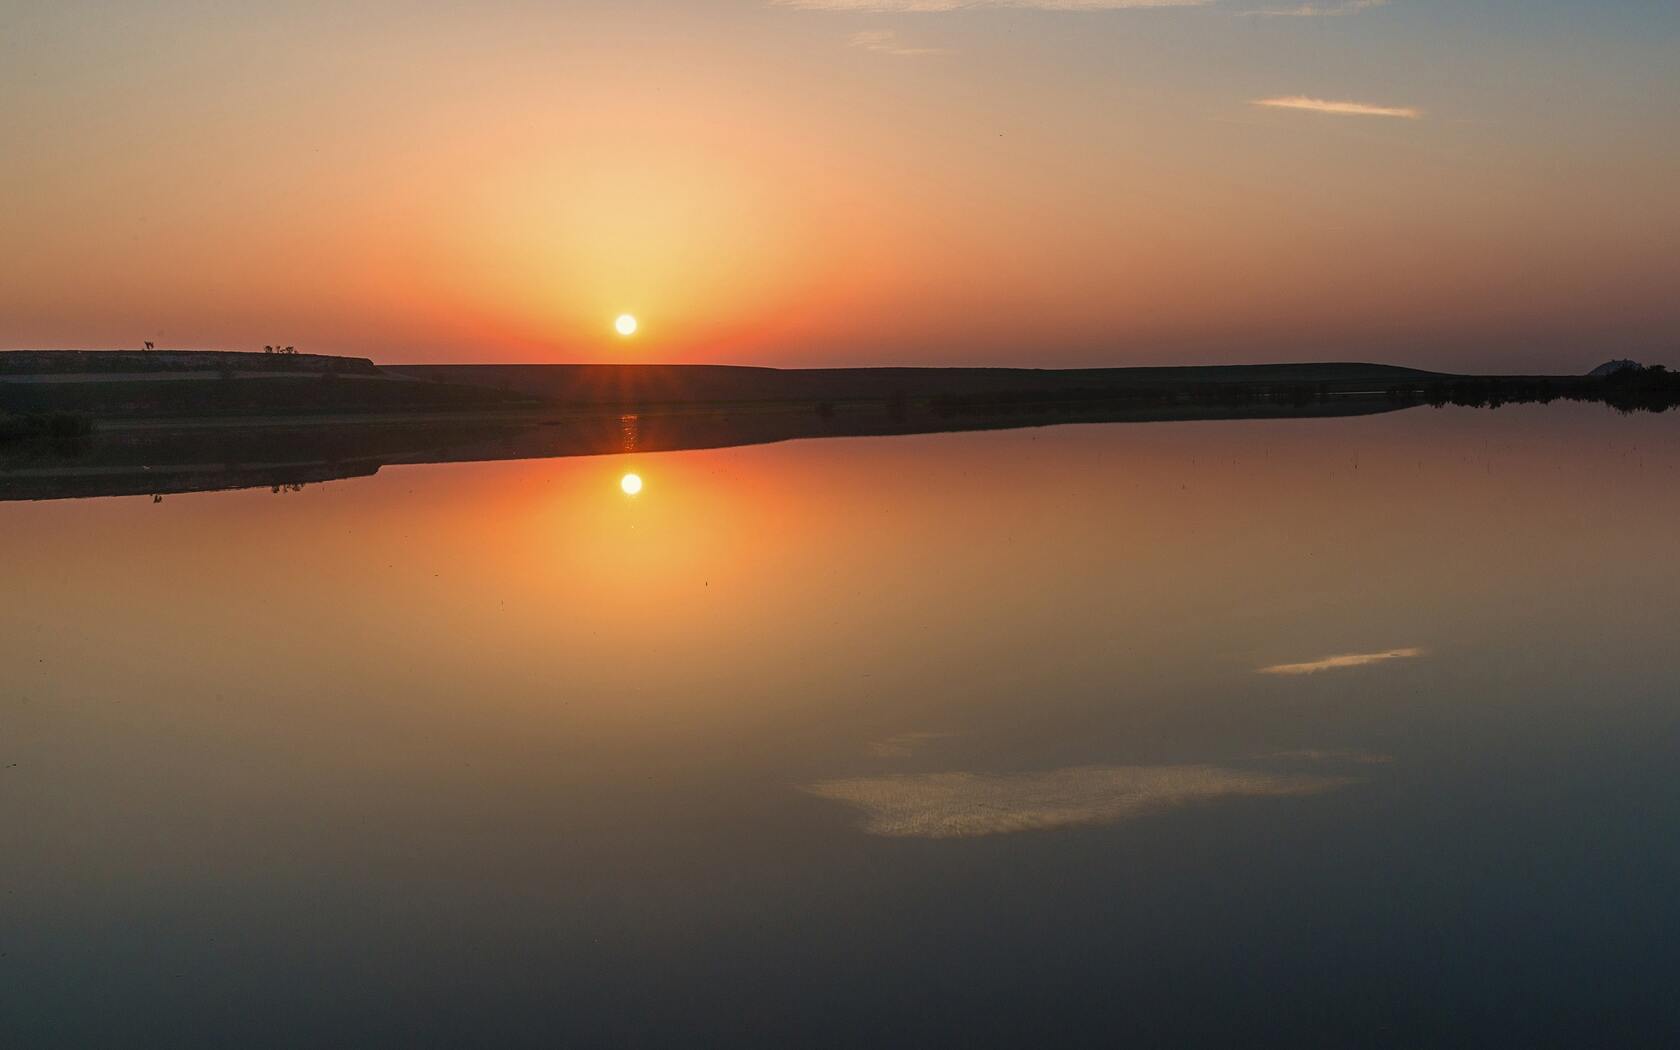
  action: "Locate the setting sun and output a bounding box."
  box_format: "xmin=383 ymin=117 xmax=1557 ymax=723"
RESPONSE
xmin=9 ymin=1 xmax=1680 ymax=1042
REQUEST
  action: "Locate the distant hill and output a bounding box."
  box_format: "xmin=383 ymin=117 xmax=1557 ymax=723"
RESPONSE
xmin=0 ymin=350 xmax=526 ymax=420
xmin=0 ymin=352 xmax=1453 ymax=424
xmin=1588 ymin=359 xmax=1642 ymax=377
xmin=16 ymin=351 xmax=1676 ymax=426
xmin=0 ymin=349 xmax=379 ymax=376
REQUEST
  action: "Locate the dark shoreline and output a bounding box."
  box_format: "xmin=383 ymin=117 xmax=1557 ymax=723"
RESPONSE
xmin=0 ymin=396 xmax=1408 ymax=503
xmin=3 ymin=352 xmax=1675 ymax=503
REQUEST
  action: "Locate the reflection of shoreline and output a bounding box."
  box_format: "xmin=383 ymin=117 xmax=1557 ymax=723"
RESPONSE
xmin=0 ymin=398 xmax=1410 ymax=503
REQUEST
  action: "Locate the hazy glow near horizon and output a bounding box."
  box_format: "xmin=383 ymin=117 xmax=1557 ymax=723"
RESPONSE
xmin=1 ymin=2 xmax=1676 ymax=371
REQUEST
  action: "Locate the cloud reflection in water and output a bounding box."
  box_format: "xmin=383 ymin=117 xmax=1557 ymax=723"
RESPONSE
xmin=806 ymin=765 xmax=1351 ymax=839
xmin=866 ymin=732 xmax=954 ymax=759
xmin=1261 ymin=749 xmax=1394 ymax=765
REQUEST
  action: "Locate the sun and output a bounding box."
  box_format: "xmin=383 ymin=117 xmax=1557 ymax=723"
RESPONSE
xmin=620 ymin=472 xmax=643 ymax=496
xmin=615 ymin=314 xmax=639 ymax=337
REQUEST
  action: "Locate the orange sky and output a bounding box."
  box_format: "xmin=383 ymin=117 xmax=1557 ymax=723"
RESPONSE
xmin=3 ymin=2 xmax=1676 ymax=371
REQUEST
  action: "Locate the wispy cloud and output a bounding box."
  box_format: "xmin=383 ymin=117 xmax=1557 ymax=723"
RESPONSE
xmin=1243 ymin=0 xmax=1386 ymax=16
xmin=806 ymin=764 xmax=1349 ymax=838
xmin=776 ymin=1 xmax=1208 ymax=11
xmin=849 ymin=30 xmax=951 ymax=55
xmin=1251 ymin=96 xmax=1422 ymax=119
xmin=1259 ymin=749 xmax=1395 ymax=765
xmin=866 ymin=731 xmax=955 ymax=757
xmin=1257 ymin=647 xmax=1425 ymax=675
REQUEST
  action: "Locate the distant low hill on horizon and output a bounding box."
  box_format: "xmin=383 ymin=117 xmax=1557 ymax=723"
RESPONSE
xmin=10 ymin=350 xmax=1674 ymax=423
xmin=1 ymin=351 xmax=1452 ymax=409
xmin=3 ymin=350 xmax=1444 ymax=381
xmin=0 ymin=349 xmax=381 ymax=376
xmin=1588 ymin=359 xmax=1643 ymax=377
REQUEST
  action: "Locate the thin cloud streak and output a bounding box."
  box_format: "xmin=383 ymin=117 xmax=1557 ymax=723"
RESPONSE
xmin=1258 ymin=647 xmax=1425 ymax=675
xmin=775 ymin=1 xmax=1206 ymax=11
xmin=1260 ymin=749 xmax=1395 ymax=765
xmin=866 ymin=731 xmax=955 ymax=757
xmin=1243 ymin=0 xmax=1386 ymax=16
xmin=1252 ymin=96 xmax=1422 ymax=119
xmin=806 ymin=765 xmax=1349 ymax=838
xmin=849 ymin=30 xmax=952 ymax=55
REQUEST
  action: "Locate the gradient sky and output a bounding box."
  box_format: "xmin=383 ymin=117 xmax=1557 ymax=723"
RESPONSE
xmin=3 ymin=0 xmax=1677 ymax=370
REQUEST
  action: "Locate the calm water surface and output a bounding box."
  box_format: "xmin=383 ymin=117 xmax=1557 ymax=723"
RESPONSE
xmin=5 ymin=404 xmax=1680 ymax=1046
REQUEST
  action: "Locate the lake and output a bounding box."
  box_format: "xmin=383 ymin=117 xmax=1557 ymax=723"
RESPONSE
xmin=5 ymin=402 xmax=1680 ymax=1046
